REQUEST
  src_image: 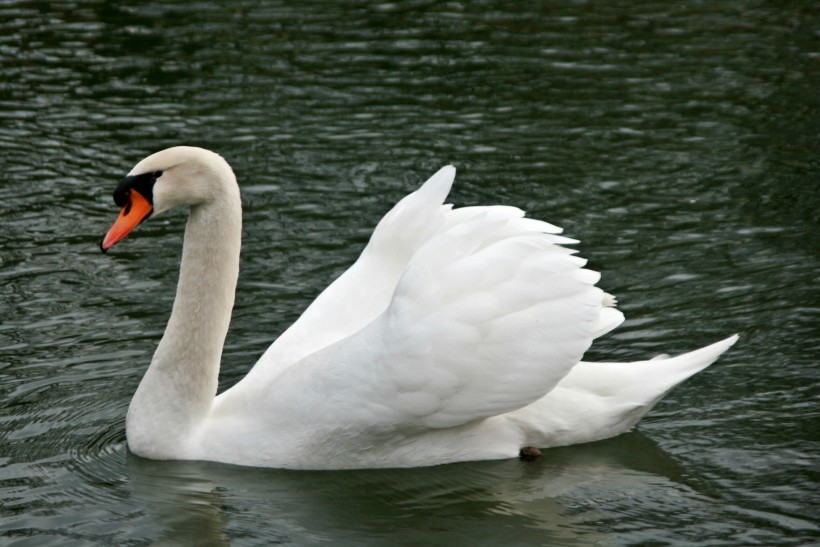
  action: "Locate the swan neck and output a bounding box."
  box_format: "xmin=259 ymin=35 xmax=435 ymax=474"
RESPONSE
xmin=127 ymin=179 xmax=241 ymax=456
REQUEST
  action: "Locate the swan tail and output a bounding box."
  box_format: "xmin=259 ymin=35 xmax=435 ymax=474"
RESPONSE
xmin=507 ymin=335 xmax=739 ymax=448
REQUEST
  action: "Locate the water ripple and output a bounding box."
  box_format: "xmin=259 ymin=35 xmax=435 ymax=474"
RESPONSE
xmin=1 ymin=0 xmax=818 ymax=544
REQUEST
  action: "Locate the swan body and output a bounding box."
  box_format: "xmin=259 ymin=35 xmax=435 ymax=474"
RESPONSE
xmin=102 ymin=146 xmax=737 ymax=469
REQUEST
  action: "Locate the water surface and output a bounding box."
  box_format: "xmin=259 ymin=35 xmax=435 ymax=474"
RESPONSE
xmin=1 ymin=1 xmax=818 ymax=545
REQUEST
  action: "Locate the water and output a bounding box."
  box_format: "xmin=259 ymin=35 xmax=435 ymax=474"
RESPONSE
xmin=1 ymin=0 xmax=818 ymax=544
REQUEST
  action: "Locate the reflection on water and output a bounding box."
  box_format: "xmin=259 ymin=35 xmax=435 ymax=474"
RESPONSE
xmin=125 ymin=433 xmax=698 ymax=546
xmin=129 ymin=458 xmax=231 ymax=546
xmin=1 ymin=0 xmax=818 ymax=545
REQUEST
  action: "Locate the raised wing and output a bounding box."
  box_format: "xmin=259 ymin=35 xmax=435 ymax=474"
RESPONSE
xmin=230 ymin=166 xmax=456 ymax=391
xmin=267 ymin=205 xmax=618 ymax=434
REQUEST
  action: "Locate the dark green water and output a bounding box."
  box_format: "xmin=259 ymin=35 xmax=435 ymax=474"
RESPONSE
xmin=1 ymin=1 xmax=818 ymax=545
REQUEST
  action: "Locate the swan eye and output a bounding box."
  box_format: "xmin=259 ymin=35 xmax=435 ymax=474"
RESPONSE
xmin=113 ymin=171 xmax=158 ymax=207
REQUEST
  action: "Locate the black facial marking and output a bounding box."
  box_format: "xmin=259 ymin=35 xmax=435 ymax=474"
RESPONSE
xmin=113 ymin=171 xmax=161 ymax=207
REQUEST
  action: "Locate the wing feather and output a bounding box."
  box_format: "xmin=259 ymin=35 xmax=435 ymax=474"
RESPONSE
xmin=226 ymin=166 xmax=456 ymax=392
xmin=268 ymin=203 xmax=611 ymax=433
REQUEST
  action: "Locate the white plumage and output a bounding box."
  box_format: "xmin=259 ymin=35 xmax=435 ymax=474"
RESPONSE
xmin=103 ymin=146 xmax=737 ymax=469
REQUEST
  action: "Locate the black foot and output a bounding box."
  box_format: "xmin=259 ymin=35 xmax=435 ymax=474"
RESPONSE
xmin=519 ymin=446 xmax=542 ymax=461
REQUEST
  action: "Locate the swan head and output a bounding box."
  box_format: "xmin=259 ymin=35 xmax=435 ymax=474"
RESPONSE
xmin=100 ymin=146 xmax=236 ymax=252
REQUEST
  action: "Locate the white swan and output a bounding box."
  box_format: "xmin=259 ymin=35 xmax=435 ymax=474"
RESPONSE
xmin=101 ymin=146 xmax=737 ymax=470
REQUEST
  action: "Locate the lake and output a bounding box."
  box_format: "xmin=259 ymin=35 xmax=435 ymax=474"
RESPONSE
xmin=0 ymin=0 xmax=817 ymax=545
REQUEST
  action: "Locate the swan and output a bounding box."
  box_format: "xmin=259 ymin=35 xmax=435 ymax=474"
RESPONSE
xmin=100 ymin=146 xmax=737 ymax=470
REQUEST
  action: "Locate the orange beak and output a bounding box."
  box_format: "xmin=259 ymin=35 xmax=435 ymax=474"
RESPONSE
xmin=100 ymin=190 xmax=153 ymax=252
